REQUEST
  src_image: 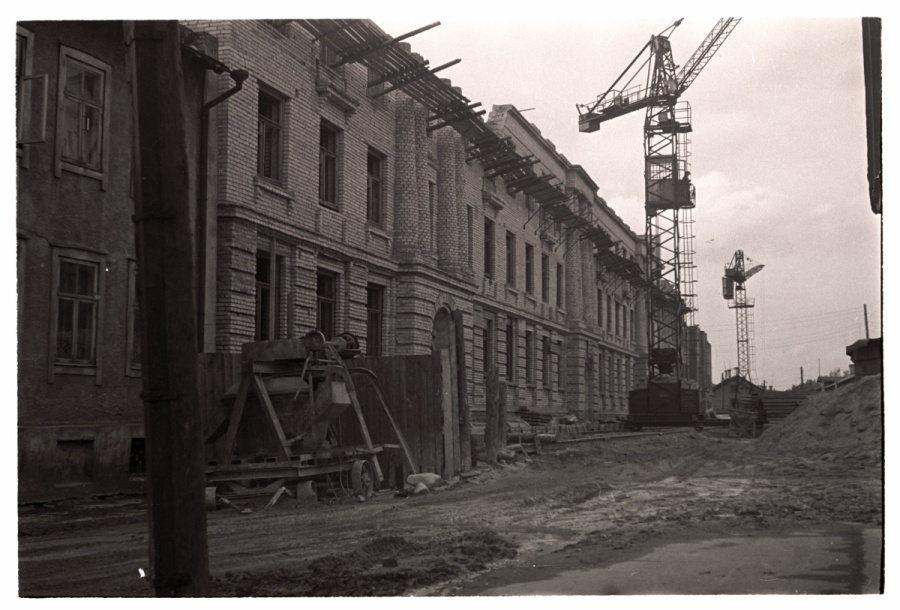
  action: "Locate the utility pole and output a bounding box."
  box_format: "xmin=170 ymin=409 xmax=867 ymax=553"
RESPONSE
xmin=864 ymin=304 xmax=870 ymax=339
xmin=125 ymin=20 xmax=209 ymax=596
xmin=800 ymin=367 xmax=804 ymax=385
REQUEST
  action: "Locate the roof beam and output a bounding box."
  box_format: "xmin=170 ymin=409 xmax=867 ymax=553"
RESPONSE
xmin=330 ymin=21 xmax=441 ymax=68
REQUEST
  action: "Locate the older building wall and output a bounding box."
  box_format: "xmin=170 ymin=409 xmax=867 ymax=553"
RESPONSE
xmin=16 ymin=21 xmax=213 ymax=501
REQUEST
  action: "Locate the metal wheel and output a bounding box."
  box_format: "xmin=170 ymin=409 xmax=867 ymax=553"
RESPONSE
xmin=351 ymin=459 xmax=374 ymax=499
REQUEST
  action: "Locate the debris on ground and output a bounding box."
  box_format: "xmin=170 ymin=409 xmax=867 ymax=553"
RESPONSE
xmin=211 ymin=531 xmax=517 ymax=596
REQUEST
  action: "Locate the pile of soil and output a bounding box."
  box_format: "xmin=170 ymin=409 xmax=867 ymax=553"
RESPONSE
xmin=211 ymin=530 xmax=517 ymax=596
xmin=758 ymin=374 xmax=882 ymax=462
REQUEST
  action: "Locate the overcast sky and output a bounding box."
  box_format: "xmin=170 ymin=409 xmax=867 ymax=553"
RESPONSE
xmin=376 ymin=13 xmax=883 ymax=389
xmin=7 ymin=6 xmax=886 ymax=390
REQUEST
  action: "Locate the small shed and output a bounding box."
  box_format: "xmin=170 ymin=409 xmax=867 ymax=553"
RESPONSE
xmin=846 ymin=337 xmax=883 ymax=377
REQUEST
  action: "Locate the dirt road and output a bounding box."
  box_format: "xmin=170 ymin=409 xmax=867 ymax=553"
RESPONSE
xmin=18 ymin=375 xmax=883 ymax=596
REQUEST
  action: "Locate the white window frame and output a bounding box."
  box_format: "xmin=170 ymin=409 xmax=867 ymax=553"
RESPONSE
xmin=54 ymin=46 xmax=112 ymax=190
xmin=49 ymin=247 xmax=106 ymax=385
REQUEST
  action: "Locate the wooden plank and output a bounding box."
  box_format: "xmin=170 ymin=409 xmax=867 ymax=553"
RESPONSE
xmin=440 ymin=348 xmax=454 ymax=479
xmin=453 ymin=310 xmax=472 ymax=472
xmin=250 ymin=373 xmax=291 ymax=458
xmin=241 ymin=339 xmax=308 ymax=362
xmin=219 ymin=373 xmax=250 ymax=465
xmin=484 ymin=364 xmax=498 ymax=464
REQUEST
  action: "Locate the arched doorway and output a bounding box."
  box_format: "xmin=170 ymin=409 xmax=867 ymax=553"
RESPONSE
xmin=431 ymin=306 xmax=458 ymax=477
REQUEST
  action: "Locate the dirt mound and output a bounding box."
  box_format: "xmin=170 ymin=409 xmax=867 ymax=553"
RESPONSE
xmin=758 ymin=374 xmax=882 ymax=460
xmin=212 ymin=530 xmax=517 ymax=596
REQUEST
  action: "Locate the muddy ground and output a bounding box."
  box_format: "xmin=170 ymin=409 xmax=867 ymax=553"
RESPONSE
xmin=18 ymin=376 xmax=883 ymax=597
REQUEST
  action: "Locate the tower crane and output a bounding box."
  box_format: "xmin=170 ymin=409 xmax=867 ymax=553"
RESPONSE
xmin=577 ymin=18 xmax=740 ymax=429
xmin=723 ymin=250 xmax=764 ymax=382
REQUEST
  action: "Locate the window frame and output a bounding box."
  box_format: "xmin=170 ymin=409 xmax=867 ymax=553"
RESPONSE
xmin=366 ymin=147 xmax=385 ymax=226
xmin=48 ymin=247 xmax=106 ymax=384
xmin=366 ymin=283 xmax=385 ymax=356
xmin=255 ymin=248 xmax=286 ymax=341
xmin=525 ymin=329 xmax=534 ymax=386
xmin=483 ymin=217 xmax=495 ymax=280
xmin=557 ymin=339 xmax=565 ymax=391
xmin=316 ymin=269 xmax=338 ymax=340
xmin=541 ymin=253 xmax=550 ymax=303
xmin=505 ymin=231 xmax=516 ymax=287
xmin=542 ymin=335 xmax=551 ymax=389
xmin=556 ymin=263 xmax=564 ymax=308
xmin=319 ymin=121 xmax=340 ymax=209
xmin=257 ymin=87 xmax=284 ymax=183
xmin=597 ymin=288 xmax=604 ymax=327
xmin=505 ymin=317 xmax=516 ymax=382
xmin=54 ymin=46 xmax=112 ymax=190
xmin=525 ymin=243 xmax=535 ymax=295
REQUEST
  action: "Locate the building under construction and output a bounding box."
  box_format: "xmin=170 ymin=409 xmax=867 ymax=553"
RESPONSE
xmin=16 ymin=19 xmax=712 ymax=501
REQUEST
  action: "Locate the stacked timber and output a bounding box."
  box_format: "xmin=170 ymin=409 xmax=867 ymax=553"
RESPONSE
xmin=760 ymin=392 xmax=809 ymax=425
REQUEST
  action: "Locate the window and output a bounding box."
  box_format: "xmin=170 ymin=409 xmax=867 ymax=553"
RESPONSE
xmin=606 ymin=294 xmax=613 ymax=330
xmin=319 ymin=122 xmax=339 ymax=206
xmin=505 ymin=317 xmax=516 ymax=381
xmin=367 ymin=149 xmax=384 ymax=225
xmin=598 ymin=349 xmax=604 ymax=394
xmin=50 ymin=248 xmax=105 ymax=382
xmin=631 ymin=308 xmax=636 ymax=341
xmin=615 ymin=302 xmax=621 ymax=337
xmin=525 ymin=244 xmax=534 ymax=295
xmin=484 ymin=218 xmax=495 ymax=280
xmin=257 ymin=89 xmax=283 ymax=182
xmin=607 ymin=353 xmax=614 ymax=394
xmin=525 ymin=330 xmax=534 ymax=385
xmin=506 ymin=232 xmax=516 ymax=287
xmin=542 ymin=336 xmax=551 ymax=389
xmin=55 ymin=46 xmax=111 ymax=187
xmin=597 ymin=289 xmax=604 ymax=327
xmin=316 ymin=270 xmax=337 ymax=339
xmin=483 ymin=319 xmax=494 ymax=374
xmin=129 ymin=438 xmax=146 ymax=476
xmin=125 ymin=260 xmax=141 ymax=375
xmin=541 ymin=254 xmax=550 ymax=302
xmin=467 ymin=207 xmax=474 ymax=269
xmin=255 ymin=250 xmax=285 ymax=341
xmin=366 ymin=284 xmax=384 ymax=356
xmin=556 ymin=263 xmax=564 ymax=308
xmin=17 ymin=26 xmax=46 ymax=158
xmin=557 ymin=339 xmax=565 ymax=390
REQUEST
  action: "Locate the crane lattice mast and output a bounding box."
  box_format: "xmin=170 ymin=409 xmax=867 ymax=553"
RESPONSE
xmin=577 ymin=18 xmax=740 ymax=402
xmin=722 ymin=250 xmax=764 ymax=382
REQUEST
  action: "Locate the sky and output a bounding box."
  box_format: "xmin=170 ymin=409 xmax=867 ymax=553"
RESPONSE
xmin=5 ymin=4 xmax=888 ymax=390
xmin=374 ymin=12 xmax=885 ymax=390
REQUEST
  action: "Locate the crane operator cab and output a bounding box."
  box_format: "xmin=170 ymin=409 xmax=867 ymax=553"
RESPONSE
xmin=645 ymin=156 xmax=695 ymax=209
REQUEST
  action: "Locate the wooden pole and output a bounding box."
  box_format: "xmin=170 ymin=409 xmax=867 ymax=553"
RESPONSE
xmin=452 ymin=311 xmax=472 ymax=471
xmin=126 ymin=20 xmax=209 ymax=596
xmin=498 ymin=377 xmax=507 ymax=453
xmin=864 ymin=304 xmax=870 ymax=339
xmin=484 ymin=365 xmax=499 ymax=464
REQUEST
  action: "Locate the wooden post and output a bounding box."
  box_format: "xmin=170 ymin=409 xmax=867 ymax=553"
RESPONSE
xmin=498 ymin=377 xmax=507 ymax=452
xmin=484 ymin=365 xmax=499 ymax=464
xmin=864 ymin=304 xmax=870 ymax=339
xmin=440 ymin=348 xmax=455 ymax=477
xmin=452 ymin=310 xmax=472 ymax=471
xmin=126 ymin=21 xmax=209 ymax=596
